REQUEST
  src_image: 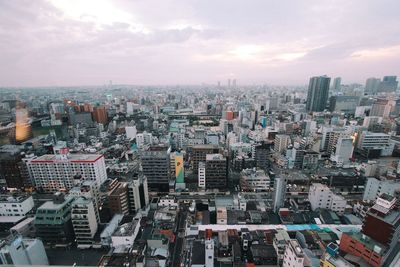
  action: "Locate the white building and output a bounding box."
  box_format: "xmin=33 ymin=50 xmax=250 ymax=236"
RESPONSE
xmin=136 ymin=132 xmax=153 ymax=149
xmin=100 ymin=214 xmax=124 ymax=247
xmin=0 ymin=195 xmax=34 ymax=217
xmin=126 ymin=102 xmax=140 ymax=115
xmin=198 ymin=162 xmax=206 ymax=189
xmin=71 ymin=197 xmax=98 ymax=248
xmin=69 ymin=180 xmax=100 ymax=223
xmin=357 ymin=131 xmax=390 ymax=150
xmin=158 ymin=196 xmax=178 ymax=207
xmin=363 ymin=177 xmax=400 ymax=202
xmin=282 ymin=239 xmax=304 ymax=267
xmin=111 ymin=217 xmax=141 ymax=248
xmin=125 ymin=126 xmax=137 ymax=140
xmin=127 ymin=175 xmax=149 ymax=213
xmin=273 ymin=178 xmax=287 ymax=212
xmin=274 ymin=134 xmax=291 ymax=153
xmin=240 ymin=168 xmax=271 ymax=192
xmin=308 ymin=183 xmax=347 ymax=215
xmin=330 ymin=137 xmax=354 ymax=166
xmin=0 ymin=235 xmax=48 ymax=265
xmin=27 ymin=149 xmax=107 ymax=192
xmin=362 ymin=116 xmax=383 ymax=128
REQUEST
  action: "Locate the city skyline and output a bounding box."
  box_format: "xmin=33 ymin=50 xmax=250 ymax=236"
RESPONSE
xmin=1 ymin=0 xmax=400 ymax=87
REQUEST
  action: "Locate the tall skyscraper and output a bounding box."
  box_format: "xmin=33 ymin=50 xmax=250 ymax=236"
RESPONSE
xmin=228 ymin=79 xmax=231 ymax=87
xmin=365 ymin=77 xmax=381 ymax=95
xmin=306 ymin=75 xmax=331 ymax=112
xmin=379 ymin=76 xmax=398 ymax=93
xmin=332 ymin=77 xmax=341 ymax=91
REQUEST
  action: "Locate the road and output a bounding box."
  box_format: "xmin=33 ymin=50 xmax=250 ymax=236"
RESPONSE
xmin=170 ymin=206 xmax=188 ymax=267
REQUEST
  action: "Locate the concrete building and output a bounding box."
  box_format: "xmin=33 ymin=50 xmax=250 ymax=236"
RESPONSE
xmin=35 ymin=193 xmax=75 ymax=245
xmin=69 ymin=180 xmax=100 ymax=223
xmin=92 ymin=105 xmax=108 ymax=124
xmin=127 ymin=175 xmax=149 ymax=213
xmin=125 ymin=125 xmax=137 ymax=140
xmin=282 ymin=239 xmax=304 ymax=267
xmin=332 ymin=77 xmax=341 ymax=91
xmin=0 ymin=235 xmax=49 ymax=265
xmin=330 ymin=137 xmax=354 ymax=166
xmin=365 ymin=77 xmax=381 ymax=95
xmin=28 ymin=148 xmax=107 ymax=192
xmin=0 ymin=145 xmax=24 ymax=188
xmin=273 ymin=178 xmax=287 ymax=212
xmin=329 ymin=96 xmax=359 ymax=114
xmin=308 ymin=183 xmax=347 ymax=215
xmin=370 ymin=99 xmax=392 ymax=118
xmin=274 ymin=134 xmax=290 ymax=153
xmin=0 ymin=195 xmax=34 ymax=217
xmin=108 ymin=179 xmax=129 ymax=215
xmin=205 ymin=154 xmax=227 ymax=190
xmin=141 ymin=145 xmax=170 ymax=192
xmin=111 ymin=217 xmax=141 ymax=248
xmin=363 ymin=177 xmax=400 ymax=202
xmin=306 ymin=75 xmax=331 ymax=112
xmin=379 ymin=76 xmax=398 ymax=93
xmin=198 ymin=162 xmax=206 ymax=189
xmin=357 ymin=131 xmax=391 ymax=157
xmin=71 ymin=197 xmax=98 ymax=248
xmin=240 ymin=168 xmax=271 ymax=192
xmin=192 ymin=144 xmax=220 ymax=174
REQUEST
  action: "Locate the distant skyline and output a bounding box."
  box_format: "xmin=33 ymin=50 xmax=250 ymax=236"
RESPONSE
xmin=1 ymin=0 xmax=400 ymax=87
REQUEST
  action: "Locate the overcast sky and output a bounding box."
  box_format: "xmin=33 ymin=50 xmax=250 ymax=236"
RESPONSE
xmin=1 ymin=0 xmax=400 ymax=87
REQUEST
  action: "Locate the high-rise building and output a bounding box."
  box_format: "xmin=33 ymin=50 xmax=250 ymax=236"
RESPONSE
xmin=240 ymin=168 xmax=270 ymax=192
xmin=329 ymin=96 xmax=359 ymax=114
xmin=379 ymin=76 xmax=398 ymax=93
xmin=127 ymin=175 xmax=149 ymax=213
xmin=28 ymin=148 xmax=107 ymax=192
xmin=71 ymin=197 xmax=98 ymax=248
xmin=205 ymin=154 xmax=227 ymax=189
xmin=330 ymin=137 xmax=354 ymax=166
xmin=363 ymin=177 xmax=400 ymax=202
xmin=370 ymin=99 xmax=393 ymax=118
xmin=108 ymin=179 xmax=129 ymax=215
xmin=35 ymin=193 xmax=75 ymax=245
xmin=0 ymin=145 xmax=24 ymax=188
xmin=69 ymin=180 xmax=101 ymax=223
xmin=141 ymin=145 xmax=170 ymax=191
xmin=306 ymin=75 xmax=331 ymax=112
xmin=365 ymin=77 xmax=381 ymax=95
xmin=274 ymin=135 xmax=290 ymax=153
xmin=192 ymin=145 xmax=220 ymax=174
xmin=332 ymin=77 xmax=341 ymax=91
xmin=92 ymin=105 xmax=108 ymax=124
xmin=198 ymin=162 xmax=206 ymax=189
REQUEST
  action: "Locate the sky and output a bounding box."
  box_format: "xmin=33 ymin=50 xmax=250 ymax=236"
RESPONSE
xmin=1 ymin=0 xmax=400 ymax=87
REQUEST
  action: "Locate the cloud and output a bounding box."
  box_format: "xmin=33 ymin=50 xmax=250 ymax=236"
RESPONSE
xmin=0 ymin=0 xmax=399 ymax=86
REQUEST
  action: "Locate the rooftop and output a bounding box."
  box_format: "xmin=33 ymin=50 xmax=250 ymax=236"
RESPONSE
xmin=31 ymin=153 xmax=103 ymax=163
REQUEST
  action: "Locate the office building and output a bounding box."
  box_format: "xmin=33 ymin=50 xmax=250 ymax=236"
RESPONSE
xmin=108 ymin=179 xmax=129 ymax=215
xmin=127 ymin=175 xmax=149 ymax=213
xmin=71 ymin=197 xmax=98 ymax=248
xmin=332 ymin=77 xmax=341 ymax=91
xmin=274 ymin=134 xmax=290 ymax=153
xmin=330 ymin=137 xmax=354 ymax=166
xmin=365 ymin=77 xmax=381 ymax=95
xmin=240 ymin=168 xmax=270 ymax=192
xmin=379 ymin=76 xmax=398 ymax=93
xmin=254 ymin=143 xmax=271 ymax=170
xmin=370 ymin=99 xmax=392 ymax=118
xmin=205 ymin=154 xmax=227 ymax=189
xmin=35 ymin=193 xmax=75 ymax=245
xmin=192 ymin=145 xmax=220 ymax=174
xmin=363 ymin=178 xmax=400 ymax=201
xmin=92 ymin=105 xmax=108 ymax=124
xmin=329 ymin=96 xmax=359 ymax=114
xmin=141 ymin=145 xmax=170 ymax=191
xmin=308 ymin=183 xmax=347 ymax=215
xmin=357 ymin=131 xmax=391 ymax=157
xmin=0 ymin=195 xmax=34 ymax=216
xmin=0 ymin=145 xmax=24 ymax=189
xmin=28 ymin=148 xmax=107 ymax=192
xmin=306 ymin=75 xmax=331 ymax=112
xmin=0 ymin=235 xmax=49 ymax=265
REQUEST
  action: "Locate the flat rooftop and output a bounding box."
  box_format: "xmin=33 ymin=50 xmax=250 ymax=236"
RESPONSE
xmin=31 ymin=153 xmax=103 ymax=163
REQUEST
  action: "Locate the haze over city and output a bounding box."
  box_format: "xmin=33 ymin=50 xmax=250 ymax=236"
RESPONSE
xmin=1 ymin=0 xmax=400 ymax=87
